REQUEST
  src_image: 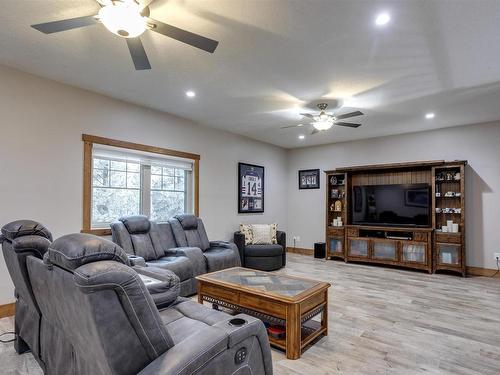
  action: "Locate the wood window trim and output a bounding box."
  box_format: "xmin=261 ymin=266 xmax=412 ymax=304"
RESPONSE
xmin=82 ymin=134 xmax=200 ymax=236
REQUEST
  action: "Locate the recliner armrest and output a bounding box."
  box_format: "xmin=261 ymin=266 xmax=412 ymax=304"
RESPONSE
xmin=209 ymin=241 xmax=242 ymax=266
xmin=128 ymin=255 xmax=146 ymax=267
xmin=138 ymin=325 xmax=228 ymax=375
xmin=213 ymin=314 xmax=268 ymax=348
xmin=165 ymin=247 xmax=206 ymax=276
xmin=233 ymin=232 xmax=246 ymax=265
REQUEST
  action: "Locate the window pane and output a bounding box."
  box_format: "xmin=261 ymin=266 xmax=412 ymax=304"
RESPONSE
xmin=94 ymin=158 xmax=109 ymax=170
xmin=175 ymin=169 xmax=184 ymax=177
xmin=110 ymin=160 xmax=126 ymax=171
xmin=110 ymin=171 xmax=126 ymax=188
xmin=151 ymin=166 xmax=162 ymax=175
xmin=163 ymin=167 xmax=175 ymax=176
xmin=163 ymin=176 xmax=175 ymax=190
xmin=151 ymin=191 xmax=185 ymax=222
xmin=151 ymin=174 xmax=162 ymax=189
xmin=175 ymin=176 xmax=184 ymax=190
xmin=93 ymin=168 xmax=109 ymax=187
xmin=92 ymin=188 xmax=140 ymax=226
xmin=127 ymin=162 xmax=140 ymax=172
xmin=127 ymin=172 xmax=140 ymax=189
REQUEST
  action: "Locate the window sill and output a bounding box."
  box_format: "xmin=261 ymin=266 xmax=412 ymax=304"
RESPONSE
xmin=81 ymin=228 xmax=111 ymax=236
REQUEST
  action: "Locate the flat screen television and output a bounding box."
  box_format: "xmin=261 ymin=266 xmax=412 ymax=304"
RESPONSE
xmin=351 ymin=183 xmax=430 ymax=227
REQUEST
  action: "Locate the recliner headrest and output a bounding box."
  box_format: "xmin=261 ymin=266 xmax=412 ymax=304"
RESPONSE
xmin=1 ymin=220 xmax=53 ymax=242
xmin=174 ymin=214 xmax=198 ymax=230
xmin=119 ymin=215 xmax=151 ymax=234
xmin=48 ymin=233 xmax=129 ymax=271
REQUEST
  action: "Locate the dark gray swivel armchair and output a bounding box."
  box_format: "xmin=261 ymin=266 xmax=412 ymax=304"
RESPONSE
xmin=25 ymin=233 xmax=273 ymax=375
xmin=0 ymin=220 xmax=52 ymax=368
xmin=234 ymin=230 xmax=286 ymax=271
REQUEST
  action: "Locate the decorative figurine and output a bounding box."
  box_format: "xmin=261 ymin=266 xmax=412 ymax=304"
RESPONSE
xmin=330 ymin=176 xmax=337 ymax=185
xmin=334 ymin=200 xmax=342 ymax=212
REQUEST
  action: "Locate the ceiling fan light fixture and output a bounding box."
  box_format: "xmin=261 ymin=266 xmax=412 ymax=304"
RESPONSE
xmin=312 ymin=118 xmax=334 ymax=131
xmin=98 ymin=2 xmax=146 ymax=38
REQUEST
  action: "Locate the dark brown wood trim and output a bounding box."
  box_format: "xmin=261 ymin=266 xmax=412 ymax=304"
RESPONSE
xmin=82 ymin=141 xmax=92 ymax=233
xmin=466 ymin=266 xmax=500 ymax=278
xmin=194 ymin=159 xmax=200 ymax=216
xmin=82 ymin=134 xmax=200 ymax=234
xmin=82 ymin=134 xmax=200 ymax=160
xmin=286 ymin=247 xmax=314 ymax=255
xmin=325 ymin=160 xmax=457 ymax=173
xmin=0 ymin=302 xmax=15 ymax=318
xmin=81 ymin=228 xmax=112 ymax=236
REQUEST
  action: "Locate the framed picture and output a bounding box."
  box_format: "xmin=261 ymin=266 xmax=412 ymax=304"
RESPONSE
xmin=238 ymin=163 xmax=264 ymax=213
xmin=298 ymin=169 xmax=320 ymax=189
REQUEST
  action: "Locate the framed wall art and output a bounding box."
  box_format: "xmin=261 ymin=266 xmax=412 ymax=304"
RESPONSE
xmin=298 ymin=169 xmax=320 ymax=189
xmin=238 ymin=162 xmax=264 ymax=213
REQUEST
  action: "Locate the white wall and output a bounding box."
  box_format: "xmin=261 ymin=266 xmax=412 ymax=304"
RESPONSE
xmin=287 ymin=122 xmax=500 ymax=270
xmin=0 ymin=65 xmax=288 ymax=304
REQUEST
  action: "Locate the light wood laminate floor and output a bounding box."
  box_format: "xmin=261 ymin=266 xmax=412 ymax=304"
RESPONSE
xmin=1 ymin=253 xmax=500 ymax=374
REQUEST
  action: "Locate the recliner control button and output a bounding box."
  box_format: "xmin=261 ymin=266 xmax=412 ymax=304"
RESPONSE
xmin=235 ymin=347 xmax=247 ymax=364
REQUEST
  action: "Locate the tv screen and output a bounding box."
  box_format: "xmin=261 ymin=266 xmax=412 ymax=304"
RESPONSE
xmin=351 ymin=184 xmax=430 ymax=227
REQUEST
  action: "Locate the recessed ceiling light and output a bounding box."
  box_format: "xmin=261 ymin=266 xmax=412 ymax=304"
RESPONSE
xmin=375 ymin=13 xmax=391 ymax=26
xmin=425 ymin=112 xmax=435 ymax=119
xmin=298 ymin=135 xmax=305 ymax=140
xmin=186 ymin=90 xmax=196 ymax=98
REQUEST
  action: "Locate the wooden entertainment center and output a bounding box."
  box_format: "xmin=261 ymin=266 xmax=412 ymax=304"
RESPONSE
xmin=325 ymin=160 xmax=466 ymax=276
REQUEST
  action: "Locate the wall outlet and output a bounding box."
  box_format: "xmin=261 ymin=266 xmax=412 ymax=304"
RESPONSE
xmin=293 ymin=236 xmax=301 ymax=242
xmin=494 ymin=253 xmax=500 ymax=261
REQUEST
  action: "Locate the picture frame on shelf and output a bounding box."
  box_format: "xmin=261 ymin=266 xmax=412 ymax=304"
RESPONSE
xmin=298 ymin=169 xmax=320 ymax=189
xmin=238 ymin=162 xmax=264 ymax=213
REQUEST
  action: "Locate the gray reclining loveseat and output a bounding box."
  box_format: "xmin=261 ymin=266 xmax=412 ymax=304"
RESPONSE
xmin=25 ymin=233 xmax=273 ymax=375
xmin=111 ymin=215 xmax=241 ymax=296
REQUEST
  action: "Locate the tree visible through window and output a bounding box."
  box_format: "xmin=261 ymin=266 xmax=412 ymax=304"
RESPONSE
xmin=91 ymin=156 xmax=189 ymax=228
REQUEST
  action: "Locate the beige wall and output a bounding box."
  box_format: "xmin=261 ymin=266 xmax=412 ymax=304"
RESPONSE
xmin=0 ymin=65 xmax=288 ymax=304
xmin=286 ymin=121 xmax=500 ymax=270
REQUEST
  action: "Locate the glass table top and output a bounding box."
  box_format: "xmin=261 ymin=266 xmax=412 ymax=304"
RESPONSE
xmin=200 ymin=267 xmax=322 ymax=297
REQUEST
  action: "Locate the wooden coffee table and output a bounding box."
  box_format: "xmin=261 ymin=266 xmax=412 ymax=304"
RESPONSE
xmin=196 ymin=267 xmax=331 ymax=359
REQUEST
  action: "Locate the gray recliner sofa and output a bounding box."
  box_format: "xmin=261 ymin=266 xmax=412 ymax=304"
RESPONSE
xmin=0 ymin=220 xmax=52 ymax=368
xmin=25 ymin=233 xmax=273 ymax=375
xmin=169 ymin=214 xmax=241 ymax=272
xmin=111 ymin=215 xmax=198 ymax=296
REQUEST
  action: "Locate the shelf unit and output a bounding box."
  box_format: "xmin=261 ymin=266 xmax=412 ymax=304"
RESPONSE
xmin=324 ymin=160 xmax=467 ymax=275
xmin=325 ymin=173 xmax=347 ymax=260
xmin=432 ymin=164 xmax=466 ymax=276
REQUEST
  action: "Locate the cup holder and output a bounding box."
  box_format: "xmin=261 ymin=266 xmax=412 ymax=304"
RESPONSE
xmin=229 ymin=318 xmax=247 ymax=327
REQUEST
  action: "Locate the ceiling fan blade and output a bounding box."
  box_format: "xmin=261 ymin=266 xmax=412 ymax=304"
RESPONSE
xmin=31 ymin=15 xmax=98 ymax=34
xmin=147 ymin=18 xmax=219 ymax=53
xmin=126 ymin=38 xmax=151 ymax=70
xmin=300 ymin=113 xmax=315 ymax=119
xmin=335 ymin=122 xmax=361 ymax=128
xmin=335 ymin=110 xmax=364 ymax=120
xmin=311 ymin=128 xmax=320 ymax=135
xmin=280 ymin=124 xmax=304 ymax=129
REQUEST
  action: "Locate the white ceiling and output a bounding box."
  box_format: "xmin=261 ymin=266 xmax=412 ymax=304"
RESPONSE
xmin=2 ymin=0 xmax=500 ymax=148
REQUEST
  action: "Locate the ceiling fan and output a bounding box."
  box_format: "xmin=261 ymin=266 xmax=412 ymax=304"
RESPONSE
xmin=31 ymin=0 xmax=219 ymax=71
xmin=282 ymin=103 xmax=364 ymax=134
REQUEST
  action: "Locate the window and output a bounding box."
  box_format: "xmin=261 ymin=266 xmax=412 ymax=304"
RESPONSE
xmin=82 ymin=135 xmax=200 ymax=234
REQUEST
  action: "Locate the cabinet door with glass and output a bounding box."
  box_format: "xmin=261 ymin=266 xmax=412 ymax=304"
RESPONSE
xmin=401 ymin=242 xmax=427 ymax=264
xmin=436 ymin=243 xmax=462 ymax=267
xmin=327 ymin=236 xmax=344 ymax=259
xmin=347 ymin=238 xmax=370 ymax=258
xmin=372 ymin=239 xmax=398 ymax=261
